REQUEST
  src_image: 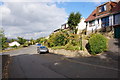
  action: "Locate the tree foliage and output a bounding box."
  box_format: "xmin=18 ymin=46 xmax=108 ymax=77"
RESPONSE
xmin=67 ymin=12 xmax=81 ymax=34
xmin=30 ymin=38 xmax=35 ymax=45
xmin=36 ymin=37 xmax=47 ymax=44
xmin=47 ymin=31 xmax=69 ymax=47
xmin=0 ymin=28 xmax=4 ymax=37
xmin=0 ymin=29 xmax=8 ymax=50
xmin=10 ymin=39 xmax=17 ymax=42
xmin=17 ymin=37 xmax=27 ymax=45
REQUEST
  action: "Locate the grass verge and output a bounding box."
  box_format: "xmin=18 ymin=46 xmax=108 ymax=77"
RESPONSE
xmin=0 ymin=46 xmax=23 ymax=53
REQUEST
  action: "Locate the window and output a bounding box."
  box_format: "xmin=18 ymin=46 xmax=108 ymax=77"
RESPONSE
xmin=99 ymin=5 xmax=106 ymax=12
xmin=101 ymin=16 xmax=109 ymax=27
xmin=114 ymin=13 xmax=120 ymax=25
xmin=93 ymin=14 xmax=96 ymax=17
xmin=97 ymin=19 xmax=99 ymax=24
xmin=104 ymin=5 xmax=106 ymax=11
xmin=89 ymin=20 xmax=95 ymax=27
xmin=99 ymin=7 xmax=102 ymax=12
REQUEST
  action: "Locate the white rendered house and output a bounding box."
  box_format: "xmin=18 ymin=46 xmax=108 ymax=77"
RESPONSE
xmin=9 ymin=41 xmax=20 ymax=47
xmin=77 ymin=17 xmax=86 ymax=34
xmin=85 ymin=1 xmax=120 ymax=35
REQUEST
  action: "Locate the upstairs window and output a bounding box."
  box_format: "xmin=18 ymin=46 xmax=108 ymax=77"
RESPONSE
xmin=99 ymin=5 xmax=106 ymax=12
xmin=93 ymin=14 xmax=96 ymax=17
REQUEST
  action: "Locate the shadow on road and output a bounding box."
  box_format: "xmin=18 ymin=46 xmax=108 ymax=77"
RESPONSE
xmin=114 ymin=39 xmax=120 ymax=48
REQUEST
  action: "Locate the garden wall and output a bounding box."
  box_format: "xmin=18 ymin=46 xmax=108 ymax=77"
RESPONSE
xmin=49 ymin=48 xmax=91 ymax=57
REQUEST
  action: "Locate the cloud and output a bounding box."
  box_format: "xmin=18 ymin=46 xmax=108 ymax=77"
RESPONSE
xmin=1 ymin=2 xmax=67 ymax=39
xmin=1 ymin=0 xmax=116 ymax=2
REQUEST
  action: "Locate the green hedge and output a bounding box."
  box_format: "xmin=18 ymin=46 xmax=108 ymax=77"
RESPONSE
xmin=88 ymin=34 xmax=108 ymax=54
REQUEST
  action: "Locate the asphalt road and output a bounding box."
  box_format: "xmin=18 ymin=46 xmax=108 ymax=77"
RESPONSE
xmin=2 ymin=45 xmax=119 ymax=78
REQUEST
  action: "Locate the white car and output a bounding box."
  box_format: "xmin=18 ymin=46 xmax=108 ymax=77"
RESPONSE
xmin=37 ymin=46 xmax=49 ymax=54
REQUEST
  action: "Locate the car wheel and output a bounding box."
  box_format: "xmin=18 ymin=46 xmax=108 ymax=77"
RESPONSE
xmin=37 ymin=51 xmax=39 ymax=53
xmin=39 ymin=51 xmax=41 ymax=54
xmin=47 ymin=50 xmax=49 ymax=53
xmin=37 ymin=50 xmax=39 ymax=53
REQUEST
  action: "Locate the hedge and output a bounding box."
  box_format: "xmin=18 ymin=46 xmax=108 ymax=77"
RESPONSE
xmin=88 ymin=34 xmax=108 ymax=54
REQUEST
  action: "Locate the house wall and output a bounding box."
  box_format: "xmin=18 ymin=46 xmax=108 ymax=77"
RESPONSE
xmin=85 ymin=1 xmax=119 ymax=35
xmin=77 ymin=18 xmax=86 ymax=34
xmin=9 ymin=41 xmax=20 ymax=47
xmin=86 ymin=15 xmax=115 ymax=34
xmin=86 ymin=18 xmax=102 ymax=34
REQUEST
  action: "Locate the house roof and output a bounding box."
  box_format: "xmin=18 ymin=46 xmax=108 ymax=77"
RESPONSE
xmin=85 ymin=1 xmax=118 ymax=22
xmin=111 ymin=1 xmax=120 ymax=14
xmin=85 ymin=9 xmax=97 ymax=22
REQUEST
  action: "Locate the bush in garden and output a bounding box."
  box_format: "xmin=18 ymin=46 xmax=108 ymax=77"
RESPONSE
xmin=11 ymin=45 xmax=17 ymax=48
xmin=23 ymin=43 xmax=29 ymax=47
xmin=47 ymin=32 xmax=69 ymax=47
xmin=65 ymin=42 xmax=79 ymax=50
xmin=88 ymin=34 xmax=108 ymax=54
xmin=68 ymin=33 xmax=80 ymax=46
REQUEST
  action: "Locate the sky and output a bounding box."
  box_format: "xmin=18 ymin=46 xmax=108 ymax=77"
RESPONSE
xmin=0 ymin=0 xmax=117 ymax=39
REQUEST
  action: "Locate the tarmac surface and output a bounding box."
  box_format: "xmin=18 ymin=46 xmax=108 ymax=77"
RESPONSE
xmin=2 ymin=42 xmax=119 ymax=78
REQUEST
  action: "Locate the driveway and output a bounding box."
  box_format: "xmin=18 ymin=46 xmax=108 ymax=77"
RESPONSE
xmin=2 ymin=45 xmax=119 ymax=78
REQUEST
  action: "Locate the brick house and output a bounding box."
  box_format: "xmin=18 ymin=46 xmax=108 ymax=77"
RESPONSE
xmin=85 ymin=1 xmax=120 ymax=38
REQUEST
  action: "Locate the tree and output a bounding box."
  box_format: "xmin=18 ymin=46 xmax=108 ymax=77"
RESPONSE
xmin=67 ymin=12 xmax=81 ymax=34
xmin=0 ymin=28 xmax=8 ymax=50
xmin=0 ymin=28 xmax=4 ymax=37
xmin=10 ymin=39 xmax=17 ymax=42
xmin=17 ymin=37 xmax=26 ymax=45
xmin=30 ymin=38 xmax=35 ymax=45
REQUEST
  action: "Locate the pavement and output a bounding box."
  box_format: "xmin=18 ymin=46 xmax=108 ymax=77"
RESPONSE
xmin=2 ymin=43 xmax=119 ymax=78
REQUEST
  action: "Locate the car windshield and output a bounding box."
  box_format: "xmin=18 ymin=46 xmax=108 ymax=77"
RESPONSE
xmin=37 ymin=44 xmax=41 ymax=46
xmin=40 ymin=46 xmax=46 ymax=48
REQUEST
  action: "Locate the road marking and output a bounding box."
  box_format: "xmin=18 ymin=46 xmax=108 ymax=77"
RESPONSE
xmin=62 ymin=57 xmax=119 ymax=71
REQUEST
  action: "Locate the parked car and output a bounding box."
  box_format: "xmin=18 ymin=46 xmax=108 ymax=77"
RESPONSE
xmin=37 ymin=46 xmax=49 ymax=54
xmin=36 ymin=43 xmax=42 ymax=46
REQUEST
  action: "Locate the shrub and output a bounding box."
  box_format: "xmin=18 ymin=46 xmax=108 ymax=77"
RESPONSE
xmin=68 ymin=33 xmax=80 ymax=46
xmin=11 ymin=45 xmax=17 ymax=48
xmin=51 ymin=46 xmax=65 ymax=50
xmin=88 ymin=34 xmax=108 ymax=54
xmin=64 ymin=42 xmax=79 ymax=50
xmin=23 ymin=43 xmax=29 ymax=47
xmin=47 ymin=32 xmax=69 ymax=47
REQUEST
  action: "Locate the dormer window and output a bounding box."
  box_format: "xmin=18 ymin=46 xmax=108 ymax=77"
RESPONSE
xmin=93 ymin=14 xmax=96 ymax=17
xmin=99 ymin=5 xmax=106 ymax=12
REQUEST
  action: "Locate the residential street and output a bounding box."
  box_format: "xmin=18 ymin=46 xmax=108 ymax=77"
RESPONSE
xmin=1 ymin=0 xmax=120 ymax=79
xmin=2 ymin=44 xmax=119 ymax=78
